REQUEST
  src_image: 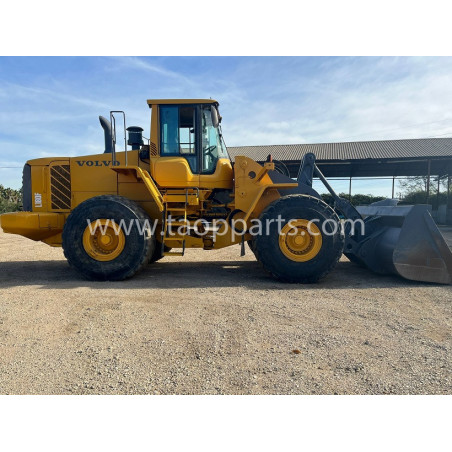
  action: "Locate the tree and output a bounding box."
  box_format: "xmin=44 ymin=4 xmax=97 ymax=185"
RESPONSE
xmin=397 ymin=175 xmax=451 ymax=209
xmin=321 ymin=192 xmax=385 ymax=207
xmin=0 ymin=184 xmax=22 ymax=213
xmin=397 ymin=175 xmax=448 ymax=197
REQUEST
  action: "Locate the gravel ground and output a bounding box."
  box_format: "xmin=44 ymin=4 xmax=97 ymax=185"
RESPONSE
xmin=0 ymin=228 xmax=451 ymax=395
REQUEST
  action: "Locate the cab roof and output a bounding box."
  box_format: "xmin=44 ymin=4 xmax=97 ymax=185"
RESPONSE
xmin=147 ymin=99 xmax=218 ymax=107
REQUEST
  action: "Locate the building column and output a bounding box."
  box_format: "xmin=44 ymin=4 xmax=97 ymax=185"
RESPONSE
xmin=392 ymin=176 xmax=395 ymax=199
xmin=349 ymin=176 xmax=352 ymax=201
xmin=447 ymin=174 xmax=451 ymax=208
xmin=426 ymin=160 xmax=431 ymax=204
xmin=437 ymin=176 xmax=441 ymax=209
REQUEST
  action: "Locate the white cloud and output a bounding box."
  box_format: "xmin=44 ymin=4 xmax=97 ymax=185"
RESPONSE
xmin=217 ymin=57 xmax=452 ymax=146
xmin=107 ymin=56 xmax=195 ymax=86
xmin=0 ymin=81 xmax=110 ymax=110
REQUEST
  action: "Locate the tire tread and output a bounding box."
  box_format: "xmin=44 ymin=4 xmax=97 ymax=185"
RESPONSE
xmin=62 ymin=195 xmax=154 ymax=281
xmin=256 ymin=194 xmax=344 ymax=283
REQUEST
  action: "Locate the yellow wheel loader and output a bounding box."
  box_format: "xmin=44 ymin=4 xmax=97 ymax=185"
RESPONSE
xmin=1 ymin=99 xmax=451 ymax=283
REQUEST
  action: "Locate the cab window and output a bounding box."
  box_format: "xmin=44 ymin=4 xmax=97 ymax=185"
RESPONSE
xmin=160 ymin=105 xmax=198 ymax=173
xmin=201 ymin=105 xmax=228 ymax=174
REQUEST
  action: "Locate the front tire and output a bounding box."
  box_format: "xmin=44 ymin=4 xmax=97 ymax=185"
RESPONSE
xmin=247 ymin=239 xmax=258 ymax=259
xmin=255 ymin=195 xmax=344 ymax=283
xmin=62 ymin=195 xmax=155 ymax=281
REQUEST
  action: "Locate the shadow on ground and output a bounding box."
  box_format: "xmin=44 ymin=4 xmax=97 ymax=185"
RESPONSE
xmin=0 ymin=258 xmax=436 ymax=291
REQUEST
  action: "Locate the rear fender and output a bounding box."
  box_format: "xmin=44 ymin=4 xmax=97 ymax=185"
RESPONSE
xmin=0 ymin=211 xmax=66 ymax=242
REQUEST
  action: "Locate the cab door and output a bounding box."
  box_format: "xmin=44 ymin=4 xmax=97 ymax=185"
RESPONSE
xmin=152 ymin=104 xmax=200 ymax=188
xmin=151 ymin=103 xmax=232 ymax=190
xmin=199 ymin=105 xmax=233 ymax=190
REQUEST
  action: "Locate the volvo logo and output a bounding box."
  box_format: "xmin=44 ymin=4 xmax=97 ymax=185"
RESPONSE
xmin=75 ymin=160 xmax=120 ymax=167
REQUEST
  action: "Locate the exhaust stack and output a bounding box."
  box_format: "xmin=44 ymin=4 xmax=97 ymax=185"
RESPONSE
xmin=99 ymin=116 xmax=115 ymax=154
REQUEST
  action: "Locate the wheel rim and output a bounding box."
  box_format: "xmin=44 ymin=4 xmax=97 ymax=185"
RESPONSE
xmin=278 ymin=219 xmax=322 ymax=262
xmin=82 ymin=219 xmax=125 ymax=261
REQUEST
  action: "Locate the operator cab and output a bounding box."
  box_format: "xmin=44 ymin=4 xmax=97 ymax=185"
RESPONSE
xmin=148 ymin=99 xmax=229 ymax=174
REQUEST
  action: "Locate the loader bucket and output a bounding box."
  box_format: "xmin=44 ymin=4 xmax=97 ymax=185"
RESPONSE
xmin=344 ymin=204 xmax=452 ymax=284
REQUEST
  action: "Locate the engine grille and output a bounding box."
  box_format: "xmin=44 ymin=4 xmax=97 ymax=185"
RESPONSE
xmin=50 ymin=165 xmax=71 ymax=210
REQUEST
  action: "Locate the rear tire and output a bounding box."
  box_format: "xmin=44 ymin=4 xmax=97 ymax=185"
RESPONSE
xmin=255 ymin=195 xmax=344 ymax=283
xmin=149 ymin=244 xmax=172 ymax=263
xmin=62 ymin=195 xmax=155 ymax=281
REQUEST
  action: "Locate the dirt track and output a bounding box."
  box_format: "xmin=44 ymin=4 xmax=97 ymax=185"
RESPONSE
xmin=0 ymin=228 xmax=451 ymax=394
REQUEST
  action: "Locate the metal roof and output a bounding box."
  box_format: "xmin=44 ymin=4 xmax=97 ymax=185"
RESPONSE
xmin=147 ymin=99 xmax=217 ymax=106
xmin=227 ymin=137 xmax=452 ymax=162
xmin=227 ymin=138 xmax=452 ymax=178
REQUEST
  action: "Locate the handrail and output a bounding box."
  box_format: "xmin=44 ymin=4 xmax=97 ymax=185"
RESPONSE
xmin=110 ymin=111 xmax=127 ymax=166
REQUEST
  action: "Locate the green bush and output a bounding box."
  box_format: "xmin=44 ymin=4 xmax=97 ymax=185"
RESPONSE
xmin=321 ymin=192 xmax=385 ymax=207
xmin=399 ymin=190 xmax=449 ymax=210
xmin=0 ymin=185 xmax=22 ymax=214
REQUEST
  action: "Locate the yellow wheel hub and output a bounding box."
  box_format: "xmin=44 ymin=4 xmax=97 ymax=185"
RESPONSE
xmin=82 ymin=219 xmax=125 ymax=262
xmin=279 ymin=219 xmax=322 ymax=262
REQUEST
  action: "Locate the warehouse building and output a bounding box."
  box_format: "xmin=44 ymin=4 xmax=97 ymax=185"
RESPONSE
xmin=228 ymin=137 xmax=452 ymax=224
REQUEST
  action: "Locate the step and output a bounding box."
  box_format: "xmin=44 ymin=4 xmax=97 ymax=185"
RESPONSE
xmin=162 ymin=237 xmax=184 ymax=243
xmin=163 ymin=251 xmax=184 ymax=257
xmin=165 ymin=207 xmax=187 ymax=212
xmin=163 ymin=195 xmax=199 ymax=203
xmin=168 ymin=221 xmax=189 ymax=227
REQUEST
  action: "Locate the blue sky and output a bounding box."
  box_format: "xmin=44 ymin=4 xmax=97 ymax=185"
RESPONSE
xmin=1 ymin=56 xmax=452 ymax=195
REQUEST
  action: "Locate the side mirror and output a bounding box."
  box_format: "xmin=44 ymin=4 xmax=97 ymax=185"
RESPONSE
xmin=211 ymin=106 xmax=219 ymax=128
